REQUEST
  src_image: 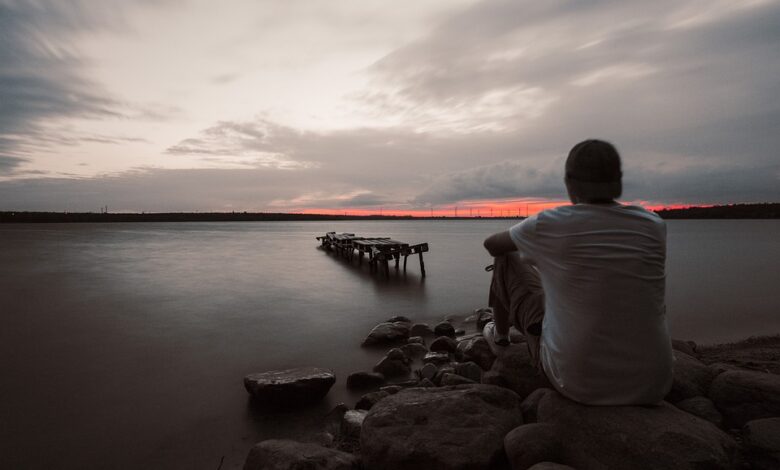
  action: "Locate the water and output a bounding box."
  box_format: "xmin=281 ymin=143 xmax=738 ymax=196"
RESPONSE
xmin=1 ymin=219 xmax=778 ymax=469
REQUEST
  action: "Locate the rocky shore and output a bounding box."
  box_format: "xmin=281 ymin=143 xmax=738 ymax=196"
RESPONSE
xmin=242 ymin=312 xmax=780 ymax=469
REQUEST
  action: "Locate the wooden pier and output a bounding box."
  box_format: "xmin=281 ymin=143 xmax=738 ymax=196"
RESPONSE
xmin=316 ymin=232 xmax=429 ymax=277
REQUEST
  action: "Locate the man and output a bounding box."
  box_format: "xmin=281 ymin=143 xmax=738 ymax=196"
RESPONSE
xmin=482 ymin=139 xmax=674 ymax=405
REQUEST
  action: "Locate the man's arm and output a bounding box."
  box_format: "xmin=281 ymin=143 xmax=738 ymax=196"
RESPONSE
xmin=483 ymin=231 xmax=517 ymax=257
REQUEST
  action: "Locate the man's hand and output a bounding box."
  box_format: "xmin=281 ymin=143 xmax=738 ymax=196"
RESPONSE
xmin=483 ymin=231 xmax=517 ymax=257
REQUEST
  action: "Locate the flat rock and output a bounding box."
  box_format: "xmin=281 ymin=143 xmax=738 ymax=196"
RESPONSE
xmin=433 ymin=321 xmax=456 ymax=338
xmin=410 ymin=323 xmax=434 ymax=337
xmin=675 ymin=396 xmax=723 ymax=427
xmin=708 ymin=370 xmax=780 ymax=427
xmin=459 ymin=336 xmax=497 ymax=370
xmin=243 ymin=439 xmax=357 ymax=470
xmin=666 ymin=351 xmax=716 ymax=403
xmin=243 ymin=367 xmax=335 ymax=406
xmin=360 ymin=384 xmax=524 ymax=470
xmin=485 ymin=343 xmax=549 ymax=400
xmin=362 ymin=322 xmax=410 ymax=346
xmin=430 ymin=336 xmax=458 ymax=353
xmin=346 ymin=371 xmax=385 ymax=390
xmin=525 ymin=389 xmax=738 ymax=469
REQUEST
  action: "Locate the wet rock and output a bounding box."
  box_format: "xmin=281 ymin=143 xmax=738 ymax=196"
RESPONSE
xmin=666 ymin=351 xmax=716 ymax=403
xmin=407 ymin=335 xmax=425 ymax=345
xmin=400 ymin=342 xmax=428 ymax=359
xmin=430 ymin=336 xmax=458 ymax=353
xmin=243 ymin=367 xmax=336 ymax=406
xmin=459 ymin=336 xmax=497 ymax=371
xmin=527 ymin=389 xmax=738 ymax=469
xmin=709 ymin=370 xmax=780 ymax=427
xmin=373 ymin=348 xmax=411 ymax=378
xmin=360 ymin=384 xmax=524 ymax=470
xmin=346 ymin=371 xmax=385 ymax=390
xmin=341 ymin=409 xmax=368 ymax=439
xmin=423 ymin=352 xmax=450 ymax=366
xmin=355 ymin=391 xmax=390 ymax=411
xmin=420 ymin=362 xmax=438 ymax=381
xmin=454 ymin=361 xmax=483 ymax=383
xmin=487 ymin=343 xmax=549 ymax=400
xmin=504 ymin=423 xmax=564 ymax=470
xmin=362 ymin=322 xmax=410 ymax=346
xmin=434 ymin=321 xmax=456 ymax=338
xmin=672 ymin=338 xmax=699 ymax=357
xmin=440 ymin=372 xmax=475 ymax=386
xmin=676 ymin=396 xmax=724 ymax=427
xmin=410 ymin=323 xmax=434 ymax=337
xmin=243 ymin=439 xmax=357 ymax=470
xmin=475 ymin=307 xmax=494 ymax=330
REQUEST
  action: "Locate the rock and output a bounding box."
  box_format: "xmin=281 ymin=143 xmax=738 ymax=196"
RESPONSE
xmin=420 ymin=362 xmax=438 ymax=381
xmin=380 ymin=385 xmax=403 ymax=394
xmin=440 ymin=372 xmax=475 ymax=386
xmin=475 ymin=307 xmax=494 ymax=330
xmin=672 ymin=338 xmax=699 ymax=357
xmin=243 ymin=367 xmax=336 ymax=406
xmin=387 ymin=315 xmax=412 ymax=324
xmin=341 ymin=409 xmax=369 ymax=439
xmin=410 ymin=323 xmax=434 ymax=337
xmin=504 ymin=423 xmax=565 ymax=470
xmin=433 ymin=365 xmax=455 ymax=386
xmin=362 ymin=322 xmax=410 ymax=346
xmin=433 ymin=321 xmax=456 ymax=338
xmin=528 ymin=389 xmax=738 ymax=469
xmin=709 ymin=362 xmax=743 ymax=375
xmin=373 ymin=348 xmax=411 ymax=378
xmin=407 ymin=335 xmax=425 ymax=345
xmin=676 ymin=396 xmax=724 ymax=427
xmin=360 ymin=384 xmax=524 ymax=469
xmin=454 ymin=361 xmax=483 ymax=383
xmin=454 ymin=328 xmax=466 ymax=336
xmin=460 ymin=336 xmax=497 ymax=371
xmin=355 ymin=391 xmax=390 ymax=411
xmin=400 ymin=342 xmax=428 ymax=359
xmin=520 ymin=388 xmax=551 ymax=424
xmin=346 ymin=371 xmax=385 ymax=390
xmin=243 ymin=439 xmax=358 ymax=470
xmin=487 ymin=343 xmax=550 ymax=400
xmin=666 ymin=351 xmax=716 ymax=403
xmin=528 ymin=463 xmax=577 ymax=470
xmin=430 ymin=336 xmax=458 ymax=353
xmin=709 ymin=370 xmax=780 ymax=427
xmin=419 ymin=378 xmax=436 ymax=387
xmin=423 ymin=352 xmax=450 ymax=365
xmin=743 ymin=418 xmax=780 ymax=470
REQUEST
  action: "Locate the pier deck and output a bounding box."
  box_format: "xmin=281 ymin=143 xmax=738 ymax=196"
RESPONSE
xmin=316 ymin=232 xmax=429 ymax=277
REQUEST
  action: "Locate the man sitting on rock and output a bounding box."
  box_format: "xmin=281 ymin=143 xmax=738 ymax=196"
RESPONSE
xmin=482 ymin=139 xmax=674 ymax=405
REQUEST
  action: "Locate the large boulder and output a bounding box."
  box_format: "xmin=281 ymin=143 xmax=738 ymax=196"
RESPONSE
xmin=483 ymin=343 xmax=549 ymax=400
xmin=361 ymin=384 xmax=523 ymax=469
xmin=459 ymin=336 xmax=497 ymax=370
xmin=666 ymin=351 xmax=716 ymax=403
xmin=362 ymin=322 xmax=410 ymax=346
xmin=507 ymin=389 xmax=738 ymax=470
xmin=243 ymin=439 xmax=358 ymax=470
xmin=243 ymin=367 xmax=335 ymax=406
xmin=708 ymin=370 xmax=780 ymax=427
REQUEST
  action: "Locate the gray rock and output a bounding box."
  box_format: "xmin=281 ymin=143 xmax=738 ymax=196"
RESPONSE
xmin=430 ymin=336 xmax=458 ymax=353
xmin=360 ymin=384 xmax=524 ymax=470
xmin=530 ymin=389 xmax=738 ymax=469
xmin=743 ymin=418 xmax=780 ymax=470
xmin=243 ymin=439 xmax=358 ymax=470
xmin=362 ymin=322 xmax=410 ymax=346
xmin=433 ymin=321 xmax=456 ymax=338
xmin=709 ymin=370 xmax=780 ymax=427
xmin=504 ymin=423 xmax=565 ymax=470
xmin=423 ymin=351 xmax=450 ymax=365
xmin=346 ymin=371 xmax=385 ymax=390
xmin=420 ymin=362 xmax=438 ymax=381
xmin=672 ymin=338 xmax=698 ymax=357
xmin=355 ymin=391 xmax=390 ymax=411
xmin=341 ymin=409 xmax=368 ymax=439
xmin=475 ymin=307 xmax=494 ymax=330
xmin=487 ymin=343 xmax=550 ymax=400
xmin=454 ymin=361 xmax=483 ymax=383
xmin=373 ymin=348 xmax=411 ymax=378
xmin=243 ymin=367 xmax=335 ymax=406
xmin=410 ymin=323 xmax=434 ymax=337
xmin=666 ymin=351 xmax=716 ymax=403
xmin=440 ymin=372 xmax=475 ymax=386
xmin=407 ymin=335 xmax=425 ymax=345
xmin=675 ymin=396 xmax=723 ymax=427
xmin=400 ymin=342 xmax=428 ymax=359
xmin=460 ymin=336 xmax=497 ymax=371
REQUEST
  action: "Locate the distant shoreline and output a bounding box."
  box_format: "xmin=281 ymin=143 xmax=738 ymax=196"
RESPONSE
xmin=1 ymin=203 xmax=778 ymax=223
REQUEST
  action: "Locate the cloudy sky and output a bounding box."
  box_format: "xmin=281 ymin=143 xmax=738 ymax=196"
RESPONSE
xmin=1 ymin=0 xmax=778 ymax=214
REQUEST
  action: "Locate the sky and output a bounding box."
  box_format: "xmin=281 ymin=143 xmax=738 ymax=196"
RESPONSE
xmin=1 ymin=0 xmax=779 ymax=215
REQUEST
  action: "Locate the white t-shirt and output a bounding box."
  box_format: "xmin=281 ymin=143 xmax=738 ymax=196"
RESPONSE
xmin=509 ymin=203 xmax=674 ymax=405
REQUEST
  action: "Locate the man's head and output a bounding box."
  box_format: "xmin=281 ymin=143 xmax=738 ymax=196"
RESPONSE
xmin=564 ymin=139 xmax=622 ymax=203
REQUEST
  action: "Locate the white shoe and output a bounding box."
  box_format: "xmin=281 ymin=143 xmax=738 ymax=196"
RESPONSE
xmin=482 ymin=321 xmax=510 ymax=356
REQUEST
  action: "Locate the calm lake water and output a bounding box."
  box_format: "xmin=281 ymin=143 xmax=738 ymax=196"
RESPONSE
xmin=1 ymin=219 xmax=778 ymax=469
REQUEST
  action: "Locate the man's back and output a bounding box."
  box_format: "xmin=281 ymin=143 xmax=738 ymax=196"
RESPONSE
xmin=509 ymin=203 xmax=674 ymax=405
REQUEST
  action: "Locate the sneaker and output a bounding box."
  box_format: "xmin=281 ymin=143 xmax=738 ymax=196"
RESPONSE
xmin=482 ymin=321 xmax=510 ymax=355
